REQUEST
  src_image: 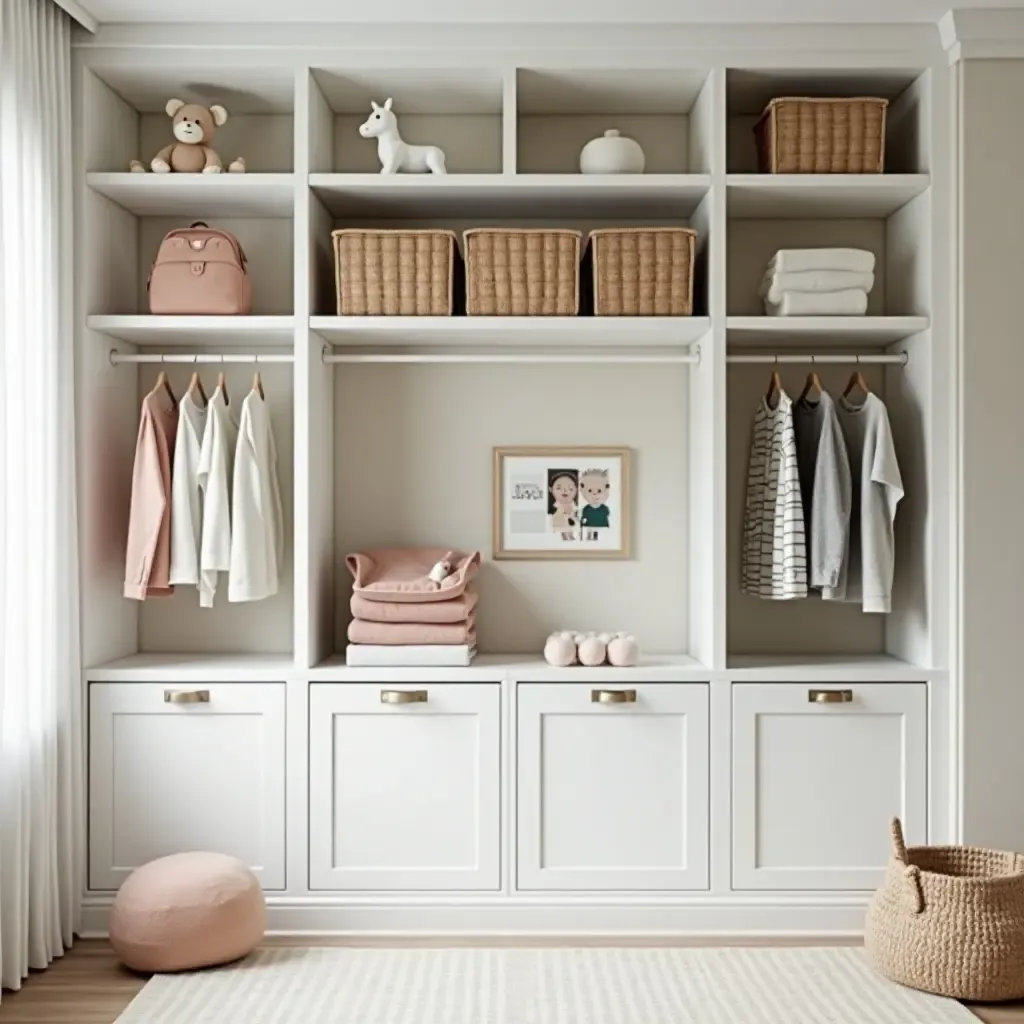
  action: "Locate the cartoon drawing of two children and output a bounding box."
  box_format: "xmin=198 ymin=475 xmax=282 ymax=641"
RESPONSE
xmin=547 ymin=468 xmax=611 ymax=542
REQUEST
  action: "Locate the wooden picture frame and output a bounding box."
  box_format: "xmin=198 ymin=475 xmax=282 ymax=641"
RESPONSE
xmin=492 ymin=446 xmax=632 ymax=560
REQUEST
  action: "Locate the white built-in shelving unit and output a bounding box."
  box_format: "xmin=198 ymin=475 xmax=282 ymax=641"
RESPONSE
xmin=74 ymin=29 xmax=952 ymax=935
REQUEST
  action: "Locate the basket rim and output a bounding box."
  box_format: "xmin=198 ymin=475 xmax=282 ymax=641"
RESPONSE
xmin=332 ymin=228 xmax=458 ymax=239
xmin=898 ymin=846 xmax=1024 ymax=887
xmin=463 ymin=228 xmax=583 ymax=239
xmin=587 ymin=227 xmax=697 ymax=238
xmin=761 ymin=95 xmax=889 ymax=110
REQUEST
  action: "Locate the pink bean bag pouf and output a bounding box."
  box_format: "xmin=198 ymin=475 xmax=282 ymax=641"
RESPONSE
xmin=110 ymin=851 xmax=265 ymax=973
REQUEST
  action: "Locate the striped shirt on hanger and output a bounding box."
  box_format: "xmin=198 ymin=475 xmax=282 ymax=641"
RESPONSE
xmin=741 ymin=391 xmax=808 ymax=600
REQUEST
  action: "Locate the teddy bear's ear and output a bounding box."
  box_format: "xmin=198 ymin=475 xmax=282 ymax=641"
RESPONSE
xmin=165 ymin=98 xmax=186 ymax=118
xmin=383 ymin=97 xmax=393 ymax=110
xmin=209 ymin=104 xmax=229 ymax=127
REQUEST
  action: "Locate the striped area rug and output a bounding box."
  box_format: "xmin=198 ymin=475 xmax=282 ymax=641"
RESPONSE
xmin=115 ymin=946 xmax=977 ymax=1023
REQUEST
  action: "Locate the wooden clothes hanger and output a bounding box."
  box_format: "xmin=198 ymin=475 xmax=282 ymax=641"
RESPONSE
xmin=151 ymin=369 xmax=176 ymax=405
xmin=843 ymin=356 xmax=870 ymax=402
xmin=252 ymin=370 xmax=265 ymax=399
xmin=765 ymin=360 xmax=783 ymax=410
xmin=798 ymin=360 xmax=823 ymax=405
xmin=217 ymin=371 xmax=229 ymax=405
xmin=187 ymin=371 xmax=207 ymax=406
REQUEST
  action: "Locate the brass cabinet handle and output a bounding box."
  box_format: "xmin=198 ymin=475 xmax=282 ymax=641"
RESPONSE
xmin=380 ymin=689 xmax=428 ymax=705
xmin=809 ymin=689 xmax=853 ymax=704
xmin=164 ymin=689 xmax=210 ymax=704
xmin=591 ymin=688 xmax=637 ymax=704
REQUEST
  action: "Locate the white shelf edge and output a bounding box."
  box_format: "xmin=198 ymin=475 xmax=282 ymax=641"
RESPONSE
xmin=726 ymin=315 xmax=929 ymax=343
xmin=309 ymin=652 xmax=709 ymax=683
xmin=725 ymin=173 xmax=930 ymax=189
xmin=86 ymin=172 xmax=297 ymax=217
xmin=726 ymin=655 xmax=935 ymax=682
xmin=84 ymin=653 xmax=297 ymax=682
xmin=87 ymin=314 xmax=297 ymax=344
xmin=309 ymin=172 xmax=712 ymax=188
xmin=312 ymin=316 xmax=711 ymax=348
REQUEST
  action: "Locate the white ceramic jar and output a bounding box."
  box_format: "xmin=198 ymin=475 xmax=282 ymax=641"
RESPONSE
xmin=579 ymin=129 xmax=646 ymax=174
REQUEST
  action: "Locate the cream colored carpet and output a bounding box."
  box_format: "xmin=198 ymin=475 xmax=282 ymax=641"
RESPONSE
xmin=115 ymin=946 xmax=978 ymax=1023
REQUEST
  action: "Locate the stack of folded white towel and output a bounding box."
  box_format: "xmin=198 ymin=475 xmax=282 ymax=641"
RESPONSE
xmin=759 ymin=248 xmax=876 ymax=316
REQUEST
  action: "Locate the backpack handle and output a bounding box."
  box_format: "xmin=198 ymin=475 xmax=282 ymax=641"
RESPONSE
xmin=189 ymin=221 xmax=209 ymax=229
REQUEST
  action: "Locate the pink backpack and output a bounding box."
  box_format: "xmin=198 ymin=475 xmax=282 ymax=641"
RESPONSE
xmin=148 ymin=222 xmax=252 ymax=315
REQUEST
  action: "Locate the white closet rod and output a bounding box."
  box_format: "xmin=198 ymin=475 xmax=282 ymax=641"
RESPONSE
xmin=321 ymin=353 xmax=700 ymax=365
xmin=727 ymin=353 xmax=909 ymax=365
xmin=109 ymin=352 xmax=294 ymax=365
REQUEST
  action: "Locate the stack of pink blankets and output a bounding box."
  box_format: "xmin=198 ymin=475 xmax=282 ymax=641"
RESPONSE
xmin=346 ymin=548 xmax=481 ymax=667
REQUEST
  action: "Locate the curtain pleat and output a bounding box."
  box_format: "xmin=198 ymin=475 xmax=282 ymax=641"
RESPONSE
xmin=0 ymin=0 xmax=84 ymax=997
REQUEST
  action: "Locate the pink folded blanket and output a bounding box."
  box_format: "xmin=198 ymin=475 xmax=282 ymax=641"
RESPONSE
xmin=348 ymin=615 xmax=477 ymax=646
xmin=347 ymin=548 xmax=481 ymax=604
xmin=351 ymin=589 xmax=478 ymax=624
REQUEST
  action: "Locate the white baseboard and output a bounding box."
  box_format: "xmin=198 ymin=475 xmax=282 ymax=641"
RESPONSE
xmin=81 ymin=894 xmax=870 ymax=938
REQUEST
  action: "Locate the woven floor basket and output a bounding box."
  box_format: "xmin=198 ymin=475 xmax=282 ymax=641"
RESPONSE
xmin=584 ymin=227 xmax=696 ymax=316
xmin=332 ymin=229 xmax=460 ymax=316
xmin=464 ymin=229 xmax=580 ymax=316
xmin=865 ymin=818 xmax=1024 ymax=1002
xmin=754 ymin=97 xmax=888 ymax=174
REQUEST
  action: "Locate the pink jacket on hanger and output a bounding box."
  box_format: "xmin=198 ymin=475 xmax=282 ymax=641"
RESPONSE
xmin=124 ymin=390 xmax=178 ymax=600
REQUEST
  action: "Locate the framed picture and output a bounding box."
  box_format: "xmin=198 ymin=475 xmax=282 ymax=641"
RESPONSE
xmin=493 ymin=446 xmax=631 ymax=560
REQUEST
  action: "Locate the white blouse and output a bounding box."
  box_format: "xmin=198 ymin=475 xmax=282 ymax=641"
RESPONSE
xmin=229 ymin=390 xmax=284 ymax=603
xmin=168 ymin=391 xmax=207 ymax=592
xmin=197 ymin=387 xmax=236 ymax=608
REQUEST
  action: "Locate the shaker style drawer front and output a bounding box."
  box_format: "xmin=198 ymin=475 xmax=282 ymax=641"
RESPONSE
xmin=88 ymin=682 xmax=286 ymax=891
xmin=731 ymin=682 xmax=927 ymax=891
xmin=308 ymin=683 xmax=501 ymax=891
xmin=517 ymin=683 xmax=710 ymax=891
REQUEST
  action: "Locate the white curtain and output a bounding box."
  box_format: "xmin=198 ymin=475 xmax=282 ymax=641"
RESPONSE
xmin=0 ymin=0 xmax=84 ymax=997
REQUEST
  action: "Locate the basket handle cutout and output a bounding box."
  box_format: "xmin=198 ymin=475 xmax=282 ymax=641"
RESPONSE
xmin=902 ymin=865 xmax=925 ymax=915
xmin=890 ymin=816 xmax=908 ymax=863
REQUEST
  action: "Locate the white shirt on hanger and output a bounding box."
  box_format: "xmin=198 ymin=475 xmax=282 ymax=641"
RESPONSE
xmin=197 ymin=386 xmax=237 ymax=608
xmin=833 ymin=392 xmax=904 ymax=613
xmin=229 ymin=389 xmax=284 ymax=603
xmin=168 ymin=390 xmax=208 ymax=591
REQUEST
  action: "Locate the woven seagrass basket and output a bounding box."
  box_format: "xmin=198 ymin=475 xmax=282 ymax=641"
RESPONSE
xmin=332 ymin=229 xmax=461 ymax=316
xmin=464 ymin=228 xmax=580 ymax=316
xmin=865 ymin=817 xmax=1024 ymax=1002
xmin=754 ymin=97 xmax=888 ymax=174
xmin=583 ymin=227 xmax=696 ymax=316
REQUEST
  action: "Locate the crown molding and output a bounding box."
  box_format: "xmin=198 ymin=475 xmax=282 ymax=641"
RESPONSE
xmin=54 ymin=0 xmax=98 ymax=32
xmin=940 ymin=8 xmax=1024 ymax=63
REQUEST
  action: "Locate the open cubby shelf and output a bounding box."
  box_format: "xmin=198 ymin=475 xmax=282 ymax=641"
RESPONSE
xmin=78 ymin=60 xmax=945 ymax=681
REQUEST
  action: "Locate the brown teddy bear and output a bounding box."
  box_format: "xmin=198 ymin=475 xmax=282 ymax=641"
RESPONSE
xmin=129 ymin=98 xmax=245 ymax=174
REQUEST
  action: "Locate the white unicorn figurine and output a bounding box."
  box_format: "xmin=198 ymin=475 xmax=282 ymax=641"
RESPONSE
xmin=358 ymin=97 xmax=447 ymax=175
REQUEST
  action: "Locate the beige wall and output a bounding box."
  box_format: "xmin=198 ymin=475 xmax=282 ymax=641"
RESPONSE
xmin=333 ymin=363 xmax=690 ymax=654
xmin=961 ymin=60 xmax=1024 ymax=849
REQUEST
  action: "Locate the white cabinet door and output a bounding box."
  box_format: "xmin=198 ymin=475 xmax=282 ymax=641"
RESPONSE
xmin=309 ymin=683 xmax=500 ymax=891
xmin=89 ymin=682 xmax=286 ymax=891
xmin=517 ymin=683 xmax=709 ymax=891
xmin=732 ymin=682 xmax=927 ymax=891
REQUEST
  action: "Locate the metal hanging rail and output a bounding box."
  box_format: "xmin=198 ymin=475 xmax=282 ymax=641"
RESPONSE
xmin=109 ymin=351 xmax=294 ymax=366
xmin=727 ymin=353 xmax=908 ymax=366
xmin=321 ymin=352 xmax=701 ymax=365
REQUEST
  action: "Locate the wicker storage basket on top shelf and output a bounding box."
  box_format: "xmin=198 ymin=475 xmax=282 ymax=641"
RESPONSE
xmin=464 ymin=229 xmax=581 ymax=316
xmin=332 ymin=229 xmax=461 ymax=316
xmin=865 ymin=818 xmax=1024 ymax=1002
xmin=583 ymin=227 xmax=696 ymax=316
xmin=754 ymin=97 xmax=888 ymax=174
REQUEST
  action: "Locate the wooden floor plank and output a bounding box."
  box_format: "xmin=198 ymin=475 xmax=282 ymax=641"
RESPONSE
xmin=0 ymin=937 xmax=1017 ymax=1022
